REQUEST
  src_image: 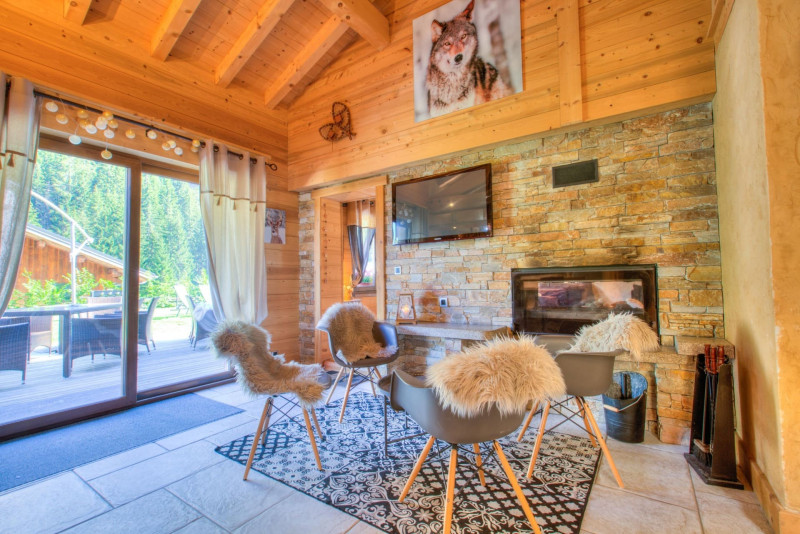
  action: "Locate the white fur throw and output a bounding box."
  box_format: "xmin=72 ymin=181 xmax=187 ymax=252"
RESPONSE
xmin=425 ymin=335 xmax=566 ymax=418
xmin=569 ymin=312 xmax=660 ymax=360
xmin=211 ymin=321 xmax=325 ymax=408
xmin=316 ymin=302 xmax=397 ymax=363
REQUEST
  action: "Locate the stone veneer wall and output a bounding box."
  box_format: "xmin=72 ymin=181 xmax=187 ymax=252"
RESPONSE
xmin=298 ymin=103 xmax=721 ymax=442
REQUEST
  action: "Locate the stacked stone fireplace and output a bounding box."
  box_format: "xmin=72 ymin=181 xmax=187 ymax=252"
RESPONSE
xmin=299 ymin=103 xmax=723 ymax=445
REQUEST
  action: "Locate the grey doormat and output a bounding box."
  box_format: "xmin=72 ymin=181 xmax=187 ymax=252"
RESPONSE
xmin=215 ymin=392 xmax=600 ymax=533
xmin=1 ymin=393 xmax=243 ymax=492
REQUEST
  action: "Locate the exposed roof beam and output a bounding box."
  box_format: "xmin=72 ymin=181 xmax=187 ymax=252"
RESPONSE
xmin=151 ymin=0 xmax=203 ymax=61
xmin=63 ymin=0 xmax=92 ymax=25
xmin=264 ymin=16 xmax=348 ymax=108
xmin=317 ymin=0 xmax=389 ymax=50
xmin=215 ymin=0 xmax=297 ymax=86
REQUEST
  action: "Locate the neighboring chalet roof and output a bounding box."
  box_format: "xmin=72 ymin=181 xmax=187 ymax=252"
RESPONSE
xmin=25 ymin=224 xmax=156 ymax=282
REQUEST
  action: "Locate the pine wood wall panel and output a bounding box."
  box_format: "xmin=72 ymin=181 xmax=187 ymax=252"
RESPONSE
xmin=262 ymin=189 xmax=301 ymax=360
xmin=0 ymin=1 xmax=288 ymax=162
xmin=287 ymin=0 xmax=715 ymax=190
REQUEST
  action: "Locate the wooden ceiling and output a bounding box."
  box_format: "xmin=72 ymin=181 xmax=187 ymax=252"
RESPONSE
xmin=0 ymin=0 xmax=391 ymax=163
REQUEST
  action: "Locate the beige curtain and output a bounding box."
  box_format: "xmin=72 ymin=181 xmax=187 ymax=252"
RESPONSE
xmin=0 ymin=74 xmax=41 ymax=316
xmin=198 ymin=143 xmax=268 ymax=324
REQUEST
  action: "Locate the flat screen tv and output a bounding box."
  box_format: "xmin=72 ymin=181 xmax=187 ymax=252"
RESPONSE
xmin=392 ymin=164 xmax=493 ymax=245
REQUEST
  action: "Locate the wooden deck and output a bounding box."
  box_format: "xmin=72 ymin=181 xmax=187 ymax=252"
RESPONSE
xmin=0 ymin=328 xmax=232 ymax=426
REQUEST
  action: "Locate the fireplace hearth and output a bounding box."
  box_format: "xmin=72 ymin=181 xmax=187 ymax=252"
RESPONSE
xmin=512 ymin=265 xmax=658 ymax=336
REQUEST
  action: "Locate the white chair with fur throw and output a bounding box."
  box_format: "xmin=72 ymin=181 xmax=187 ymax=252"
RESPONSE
xmin=211 ymin=321 xmax=327 ymax=478
xmin=316 ymin=302 xmax=398 ymax=422
xmin=391 ymin=335 xmax=565 ymax=534
xmin=520 ymin=313 xmax=660 ymax=489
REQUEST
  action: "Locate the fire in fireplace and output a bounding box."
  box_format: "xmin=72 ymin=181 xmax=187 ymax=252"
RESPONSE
xmin=512 ymin=264 xmax=658 ymax=336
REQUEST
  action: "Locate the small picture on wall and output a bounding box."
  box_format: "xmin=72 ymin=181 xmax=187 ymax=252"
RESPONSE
xmin=265 ymin=208 xmax=286 ymax=244
xmin=413 ymin=0 xmax=522 ymax=122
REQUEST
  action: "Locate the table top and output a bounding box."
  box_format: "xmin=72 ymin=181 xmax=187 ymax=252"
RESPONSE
xmin=3 ymin=302 xmax=123 ymax=316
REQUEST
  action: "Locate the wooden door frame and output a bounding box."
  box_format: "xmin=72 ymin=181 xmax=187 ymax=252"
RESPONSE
xmin=312 ymin=176 xmax=387 ymax=363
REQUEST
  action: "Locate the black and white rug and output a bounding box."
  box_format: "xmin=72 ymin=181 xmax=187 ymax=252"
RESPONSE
xmin=215 ymin=392 xmax=600 ymax=533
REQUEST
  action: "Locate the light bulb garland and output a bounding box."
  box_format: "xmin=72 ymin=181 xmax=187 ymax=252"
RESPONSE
xmin=43 ymin=99 xmax=202 ymax=163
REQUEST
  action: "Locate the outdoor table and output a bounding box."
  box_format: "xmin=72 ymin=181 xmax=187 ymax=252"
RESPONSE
xmin=3 ymin=303 xmax=123 ymax=378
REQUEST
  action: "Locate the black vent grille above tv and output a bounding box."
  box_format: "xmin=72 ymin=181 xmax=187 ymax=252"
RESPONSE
xmin=552 ymin=159 xmax=599 ymax=188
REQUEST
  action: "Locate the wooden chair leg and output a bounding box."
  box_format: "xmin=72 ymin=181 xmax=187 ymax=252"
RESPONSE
xmin=368 ymin=368 xmax=377 ymax=397
xmin=575 ymin=396 xmax=597 ymax=447
xmin=244 ymin=397 xmax=272 ymax=480
xmin=338 ymin=369 xmax=355 ymax=423
xmin=311 ymin=408 xmax=324 ymax=442
xmin=527 ymin=401 xmax=551 ymax=479
xmin=443 ymin=446 xmax=459 ymax=534
xmin=473 ymin=443 xmax=486 ymax=486
xmin=517 ymin=401 xmax=539 ymax=442
xmin=494 ymin=441 xmax=542 ymax=534
xmin=399 ymin=435 xmax=436 ymax=502
xmin=374 ymin=367 xmax=382 ymax=380
xmin=303 ymin=408 xmax=323 ymax=471
xmin=580 ymin=397 xmax=624 ymax=489
xmin=325 ymin=367 xmax=345 ymax=405
xmin=257 ymin=397 xmax=274 ymax=450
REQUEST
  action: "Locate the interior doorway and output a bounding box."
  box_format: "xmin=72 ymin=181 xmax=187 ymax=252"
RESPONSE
xmin=312 ymin=177 xmax=387 ymax=365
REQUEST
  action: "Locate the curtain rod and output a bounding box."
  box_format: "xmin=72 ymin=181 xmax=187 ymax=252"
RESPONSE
xmin=33 ymin=89 xmax=278 ymax=171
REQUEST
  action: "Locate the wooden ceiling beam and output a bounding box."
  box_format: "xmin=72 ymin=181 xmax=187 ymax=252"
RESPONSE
xmin=264 ymin=16 xmax=349 ymax=108
xmin=63 ymin=0 xmax=92 ymax=25
xmin=151 ymin=0 xmax=203 ymax=61
xmin=215 ymin=0 xmax=297 ymax=86
xmin=317 ymin=0 xmax=389 ymax=50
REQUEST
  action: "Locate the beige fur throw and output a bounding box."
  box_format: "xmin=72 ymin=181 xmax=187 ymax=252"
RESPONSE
xmin=425 ymin=335 xmax=566 ymax=418
xmin=316 ymin=302 xmax=397 ymax=363
xmin=211 ymin=321 xmax=325 ymax=408
xmin=569 ymin=312 xmax=660 ymax=360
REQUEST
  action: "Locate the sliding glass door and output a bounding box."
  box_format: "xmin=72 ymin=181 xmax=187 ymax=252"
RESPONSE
xmin=0 ymin=145 xmax=138 ymax=437
xmin=0 ymin=141 xmax=233 ymax=439
xmin=136 ymin=170 xmax=231 ymax=395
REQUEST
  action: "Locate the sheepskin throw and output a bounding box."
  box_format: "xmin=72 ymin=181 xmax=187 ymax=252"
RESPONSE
xmin=211 ymin=321 xmax=325 ymax=408
xmin=569 ymin=312 xmax=660 ymax=360
xmin=316 ymin=302 xmax=397 ymax=363
xmin=425 ymin=335 xmax=566 ymax=418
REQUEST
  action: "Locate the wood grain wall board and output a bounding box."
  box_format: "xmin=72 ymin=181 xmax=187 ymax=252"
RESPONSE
xmin=287 ymin=0 xmax=714 ymax=189
xmin=583 ymin=44 xmax=715 ymax=102
xmin=582 ymin=70 xmax=715 ymax=119
xmin=582 ymin=17 xmax=710 ymax=79
xmin=289 ymin=89 xmax=562 ymax=188
xmin=580 ymin=0 xmax=709 ymax=54
xmin=0 ymin=3 xmax=288 ymax=158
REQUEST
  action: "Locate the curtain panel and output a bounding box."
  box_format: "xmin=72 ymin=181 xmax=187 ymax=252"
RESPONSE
xmin=198 ymin=143 xmax=268 ymax=324
xmin=0 ymin=74 xmax=41 ymax=316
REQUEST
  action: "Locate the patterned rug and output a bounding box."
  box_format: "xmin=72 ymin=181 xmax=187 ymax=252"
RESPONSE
xmin=215 ymin=392 xmax=600 ymax=534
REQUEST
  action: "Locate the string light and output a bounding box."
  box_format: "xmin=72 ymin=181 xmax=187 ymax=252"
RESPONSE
xmin=44 ymin=100 xmax=208 ymax=163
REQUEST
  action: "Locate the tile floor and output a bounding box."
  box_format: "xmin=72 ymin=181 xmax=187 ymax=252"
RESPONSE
xmin=0 ymin=380 xmax=772 ymax=534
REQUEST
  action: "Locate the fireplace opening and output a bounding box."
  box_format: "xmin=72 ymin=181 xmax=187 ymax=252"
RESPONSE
xmin=512 ymin=264 xmax=658 ymax=336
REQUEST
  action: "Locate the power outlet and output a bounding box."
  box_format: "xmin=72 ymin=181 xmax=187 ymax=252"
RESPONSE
xmin=439 ymin=297 xmax=448 ymax=307
xmin=394 ymin=266 xmax=401 ymax=275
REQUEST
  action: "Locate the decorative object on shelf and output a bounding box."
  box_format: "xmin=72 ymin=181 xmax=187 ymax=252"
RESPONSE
xmin=318 ymin=102 xmax=355 ymax=142
xmin=396 ymin=292 xmax=417 ymax=324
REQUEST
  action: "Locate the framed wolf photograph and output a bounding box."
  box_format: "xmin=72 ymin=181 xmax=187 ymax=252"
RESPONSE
xmin=413 ymin=0 xmax=522 ymax=122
